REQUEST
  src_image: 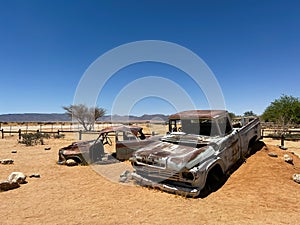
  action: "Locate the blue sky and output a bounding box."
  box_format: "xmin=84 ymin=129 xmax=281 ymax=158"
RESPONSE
xmin=0 ymin=0 xmax=299 ymax=116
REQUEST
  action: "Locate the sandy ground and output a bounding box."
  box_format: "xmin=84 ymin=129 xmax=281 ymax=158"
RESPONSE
xmin=1 ymin=134 xmax=300 ymax=225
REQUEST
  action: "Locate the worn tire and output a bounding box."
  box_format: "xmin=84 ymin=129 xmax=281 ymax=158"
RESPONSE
xmin=199 ymin=165 xmax=224 ymax=198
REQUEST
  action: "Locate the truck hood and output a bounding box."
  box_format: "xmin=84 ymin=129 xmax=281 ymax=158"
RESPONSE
xmin=60 ymin=140 xmax=95 ymax=154
xmin=132 ymin=141 xmax=216 ymax=171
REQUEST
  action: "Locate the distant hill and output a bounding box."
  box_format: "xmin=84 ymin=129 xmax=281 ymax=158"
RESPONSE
xmin=103 ymin=114 xmax=168 ymax=122
xmin=0 ymin=113 xmax=169 ymax=122
xmin=0 ymin=113 xmax=70 ymax=122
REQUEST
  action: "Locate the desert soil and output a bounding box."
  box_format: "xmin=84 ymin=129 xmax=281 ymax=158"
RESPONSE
xmin=1 ymin=134 xmax=300 ymax=225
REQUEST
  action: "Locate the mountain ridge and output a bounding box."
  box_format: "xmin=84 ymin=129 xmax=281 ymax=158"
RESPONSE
xmin=0 ymin=113 xmax=169 ymax=122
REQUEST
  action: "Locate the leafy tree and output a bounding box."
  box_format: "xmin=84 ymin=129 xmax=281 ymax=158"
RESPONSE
xmin=228 ymin=112 xmax=237 ymax=119
xmin=243 ymin=111 xmax=257 ymax=117
xmin=63 ymin=104 xmax=106 ymax=131
xmin=262 ymin=95 xmax=300 ymax=129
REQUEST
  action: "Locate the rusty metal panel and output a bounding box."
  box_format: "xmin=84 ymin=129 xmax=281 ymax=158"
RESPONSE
xmin=169 ymin=110 xmax=227 ymax=120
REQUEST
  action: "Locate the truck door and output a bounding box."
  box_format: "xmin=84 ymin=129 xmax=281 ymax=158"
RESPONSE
xmin=218 ymin=130 xmax=240 ymax=170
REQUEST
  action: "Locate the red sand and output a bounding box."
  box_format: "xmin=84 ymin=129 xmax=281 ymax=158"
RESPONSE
xmin=1 ymin=135 xmax=300 ymax=224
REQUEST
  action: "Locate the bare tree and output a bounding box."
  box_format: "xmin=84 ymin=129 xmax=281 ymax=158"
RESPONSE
xmin=63 ymin=104 xmax=106 ymax=131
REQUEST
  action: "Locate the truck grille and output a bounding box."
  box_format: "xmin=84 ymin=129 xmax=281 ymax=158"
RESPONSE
xmin=136 ymin=158 xmax=165 ymax=168
xmin=136 ymin=166 xmax=180 ymax=181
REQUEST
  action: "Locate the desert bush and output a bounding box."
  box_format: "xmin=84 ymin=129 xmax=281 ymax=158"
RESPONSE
xmin=20 ymin=133 xmax=50 ymax=146
xmin=284 ymin=133 xmax=300 ymax=139
xmin=54 ymin=134 xmax=65 ymax=139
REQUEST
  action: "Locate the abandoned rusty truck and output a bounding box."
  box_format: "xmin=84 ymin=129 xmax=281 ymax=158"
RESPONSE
xmin=129 ymin=110 xmax=261 ymax=197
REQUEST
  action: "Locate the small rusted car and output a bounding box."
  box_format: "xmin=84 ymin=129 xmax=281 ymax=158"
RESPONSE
xmin=58 ymin=125 xmax=157 ymax=165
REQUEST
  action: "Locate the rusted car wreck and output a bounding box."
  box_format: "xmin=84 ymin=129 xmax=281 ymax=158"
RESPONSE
xmin=129 ymin=110 xmax=261 ymax=197
xmin=58 ymin=125 xmax=155 ymax=165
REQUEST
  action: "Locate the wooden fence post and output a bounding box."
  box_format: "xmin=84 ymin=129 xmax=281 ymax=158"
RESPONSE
xmin=1 ymin=129 xmax=3 ymax=139
xmin=281 ymin=134 xmax=285 ymax=146
xmin=18 ymin=129 xmax=21 ymax=140
xmin=79 ymin=130 xmax=82 ymax=140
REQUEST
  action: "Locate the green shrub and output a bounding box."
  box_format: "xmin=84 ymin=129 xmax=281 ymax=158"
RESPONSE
xmin=53 ymin=134 xmax=65 ymax=139
xmin=20 ymin=133 xmax=50 ymax=146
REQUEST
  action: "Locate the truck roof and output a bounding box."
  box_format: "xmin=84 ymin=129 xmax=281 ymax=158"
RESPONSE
xmin=169 ymin=110 xmax=228 ymax=120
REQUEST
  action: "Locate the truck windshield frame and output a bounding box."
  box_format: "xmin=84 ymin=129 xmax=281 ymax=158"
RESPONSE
xmin=169 ymin=118 xmax=220 ymax=136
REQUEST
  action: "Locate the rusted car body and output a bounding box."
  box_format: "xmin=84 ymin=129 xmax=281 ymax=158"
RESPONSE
xmin=130 ymin=110 xmax=261 ymax=197
xmin=113 ymin=126 xmax=159 ymax=160
xmin=58 ymin=125 xmax=156 ymax=165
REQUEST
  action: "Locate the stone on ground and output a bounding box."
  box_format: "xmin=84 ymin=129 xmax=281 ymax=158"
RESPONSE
xmin=0 ymin=180 xmax=20 ymax=191
xmin=268 ymin=152 xmax=278 ymax=157
xmin=283 ymin=154 xmax=293 ymax=165
xmin=7 ymin=172 xmax=27 ymax=184
xmin=0 ymin=159 xmax=14 ymax=164
xmin=66 ymin=159 xmax=78 ymax=166
xmin=292 ymin=174 xmax=300 ymax=184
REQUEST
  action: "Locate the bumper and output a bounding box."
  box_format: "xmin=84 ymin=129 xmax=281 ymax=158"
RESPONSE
xmin=57 ymin=159 xmax=65 ymax=165
xmin=57 ymin=151 xmax=67 ymax=165
xmin=57 ymin=156 xmax=66 ymax=165
xmin=131 ymin=172 xmax=200 ymax=198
